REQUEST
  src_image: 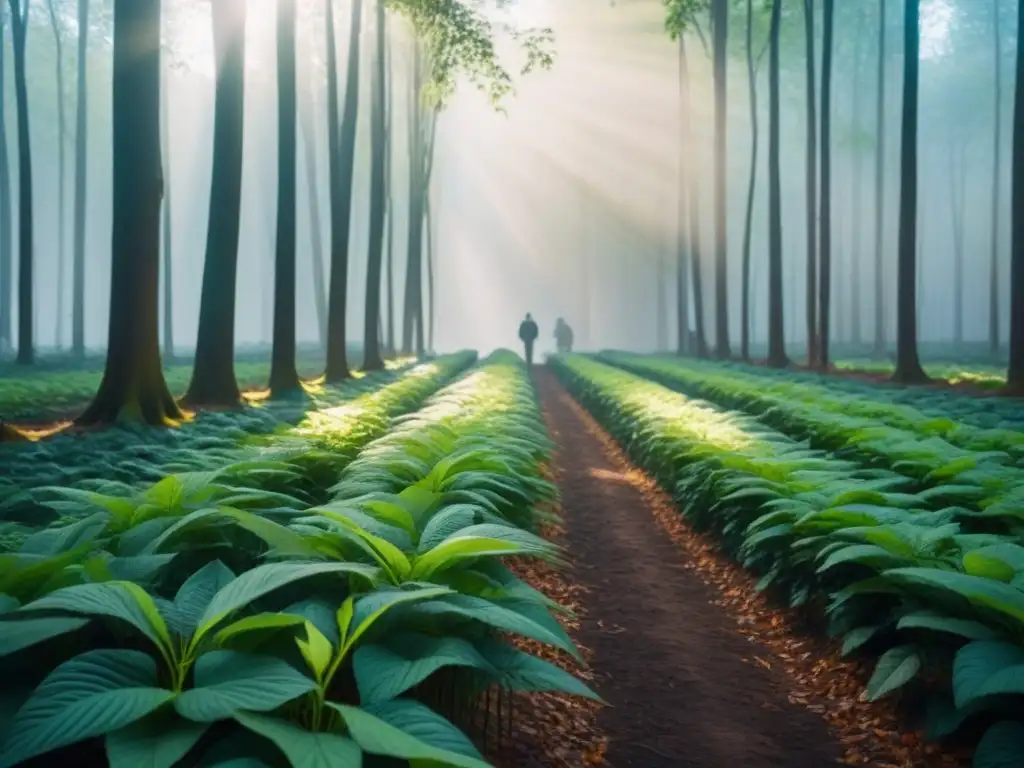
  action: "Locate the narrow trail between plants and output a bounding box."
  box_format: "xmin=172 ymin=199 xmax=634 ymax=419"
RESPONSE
xmin=533 ymin=368 xmax=843 ymax=768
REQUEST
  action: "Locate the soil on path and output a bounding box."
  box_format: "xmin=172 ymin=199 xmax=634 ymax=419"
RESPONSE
xmin=534 ymin=368 xmax=843 ymax=768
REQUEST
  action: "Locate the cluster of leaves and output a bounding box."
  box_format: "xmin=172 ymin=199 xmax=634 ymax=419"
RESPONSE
xmin=0 ymin=355 xmax=475 ymax=554
xmin=0 ymin=353 xmax=327 ymax=421
xmin=551 ymin=353 xmax=1024 ymax=768
xmin=0 ymin=349 xmax=596 ymax=767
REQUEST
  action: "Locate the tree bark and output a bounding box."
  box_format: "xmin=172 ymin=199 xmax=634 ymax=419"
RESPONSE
xmin=712 ymin=0 xmax=730 ymax=358
xmin=892 ymin=0 xmax=927 ymax=384
xmin=0 ymin=13 xmax=12 ymax=353
xmin=1006 ymin=0 xmax=1024 ymax=388
xmin=681 ymin=37 xmax=708 ymax=358
xmin=72 ymin=0 xmax=89 ymax=357
xmin=676 ymin=38 xmax=690 ymax=356
xmin=384 ymin=14 xmax=395 ymax=355
xmin=873 ymin=0 xmax=888 ymax=358
xmin=850 ymin=3 xmax=865 ymax=345
xmin=362 ymin=0 xmax=387 ymax=371
xmin=182 ymin=0 xmax=247 ymax=408
xmin=269 ymin=0 xmax=301 ymax=396
xmin=9 ymin=0 xmax=34 ymax=365
xmin=990 ymin=0 xmax=1003 ymax=356
xmin=77 ymin=0 xmax=181 ymax=426
xmin=803 ymin=0 xmax=818 ymax=367
xmin=300 ymin=81 xmax=328 ymax=349
xmin=47 ymin=0 xmax=68 ymax=349
xmin=324 ymin=0 xmax=362 ymax=382
xmin=950 ymin=141 xmax=966 ymax=346
xmin=767 ymin=0 xmax=788 ymax=367
xmin=160 ymin=63 xmax=174 ymax=359
xmin=817 ymin=0 xmax=834 ymax=370
xmin=425 ymin=199 xmax=435 ymax=353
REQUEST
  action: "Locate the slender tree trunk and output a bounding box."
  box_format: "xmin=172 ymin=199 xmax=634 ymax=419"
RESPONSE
xmin=740 ymin=0 xmax=760 ymax=361
xmin=950 ymin=142 xmax=966 ymax=346
xmin=712 ymin=0 xmax=730 ymax=358
xmin=9 ymin=0 xmax=34 ymax=365
xmin=991 ymin=0 xmax=1003 ymax=356
xmin=300 ymin=83 xmax=328 ymax=349
xmin=72 ymin=0 xmax=89 ymax=357
xmin=160 ymin=64 xmax=174 ymax=359
xmin=182 ymin=0 xmax=246 ymax=408
xmin=676 ymin=36 xmax=690 ymax=356
xmin=0 ymin=15 xmax=12 ymax=353
xmin=324 ymin=0 xmax=362 ymax=382
xmin=362 ymin=0 xmax=387 ymax=371
xmin=803 ymin=0 xmax=818 ymax=367
xmin=767 ymin=0 xmax=788 ymax=367
xmin=892 ymin=0 xmax=927 ymax=383
xmin=680 ymin=37 xmax=708 ymax=358
xmin=425 ymin=200 xmax=435 ymax=353
xmin=77 ymin=0 xmax=181 ymax=425
xmin=48 ymin=0 xmax=68 ymax=349
xmin=384 ymin=15 xmax=395 ymax=355
xmin=851 ymin=4 xmax=865 ymax=346
xmin=269 ymin=0 xmax=301 ymax=395
xmin=818 ymin=0 xmax=834 ymax=369
xmin=1009 ymin=0 xmax=1024 ymax=388
xmin=873 ymin=0 xmax=888 ymax=358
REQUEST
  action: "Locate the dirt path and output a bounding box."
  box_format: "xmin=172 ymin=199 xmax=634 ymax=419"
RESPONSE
xmin=534 ymin=369 xmax=843 ymax=768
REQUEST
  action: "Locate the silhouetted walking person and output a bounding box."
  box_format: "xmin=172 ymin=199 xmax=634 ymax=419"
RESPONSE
xmin=555 ymin=317 xmax=574 ymax=353
xmin=519 ymin=312 xmax=539 ymax=366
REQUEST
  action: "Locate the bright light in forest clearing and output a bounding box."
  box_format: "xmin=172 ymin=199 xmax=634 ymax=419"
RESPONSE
xmin=921 ymin=0 xmax=953 ymax=60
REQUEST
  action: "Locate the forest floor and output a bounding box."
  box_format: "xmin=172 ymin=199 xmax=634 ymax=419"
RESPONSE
xmin=514 ymin=368 xmax=970 ymax=768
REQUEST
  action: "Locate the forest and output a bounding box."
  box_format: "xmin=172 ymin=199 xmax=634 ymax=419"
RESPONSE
xmin=1 ymin=0 xmax=1024 ymax=767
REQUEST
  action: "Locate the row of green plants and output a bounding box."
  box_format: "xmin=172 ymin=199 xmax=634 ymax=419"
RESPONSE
xmin=601 ymin=353 xmax=1024 ymax=532
xmin=552 ymin=353 xmax=1024 ymax=768
xmin=0 ymin=350 xmax=596 ymax=767
xmin=0 ymin=353 xmax=330 ymax=421
xmin=0 ymin=355 xmax=474 ymax=552
xmin=834 ymin=359 xmax=1007 ymax=389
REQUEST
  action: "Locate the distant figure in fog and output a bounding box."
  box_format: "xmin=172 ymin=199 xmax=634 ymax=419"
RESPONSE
xmin=554 ymin=318 xmax=574 ymax=354
xmin=518 ymin=313 xmax=539 ymax=366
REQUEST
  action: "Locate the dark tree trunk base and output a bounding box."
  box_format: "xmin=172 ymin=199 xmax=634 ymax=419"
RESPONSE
xmin=890 ymin=366 xmax=930 ymax=386
xmin=180 ymin=382 xmax=242 ymax=410
xmin=766 ymin=354 xmax=790 ymax=369
xmin=76 ymin=374 xmax=184 ymax=427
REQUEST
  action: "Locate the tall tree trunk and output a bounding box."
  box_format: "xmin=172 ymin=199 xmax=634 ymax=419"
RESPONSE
xmin=77 ymin=0 xmax=181 ymax=426
xmin=269 ymin=0 xmax=301 ymax=395
xmin=9 ymin=0 xmax=34 ymax=365
xmin=47 ymin=0 xmax=68 ymax=349
xmin=873 ymin=0 xmax=888 ymax=358
xmin=72 ymin=0 xmax=89 ymax=357
xmin=767 ymin=0 xmax=788 ymax=367
xmin=160 ymin=64 xmax=174 ymax=359
xmin=851 ymin=3 xmax=865 ymax=346
xmin=1009 ymin=0 xmax=1024 ymax=388
xmin=803 ymin=0 xmax=818 ymax=367
xmin=991 ymin=0 xmax=1003 ymax=356
xmin=182 ymin=0 xmax=247 ymax=408
xmin=818 ymin=0 xmax=834 ymax=369
xmin=680 ymin=37 xmax=708 ymax=358
xmin=950 ymin=142 xmax=966 ymax=346
xmin=425 ymin=199 xmax=435 ymax=353
xmin=384 ymin=14 xmax=395 ymax=355
xmin=300 ymin=82 xmax=327 ymax=349
xmin=676 ymin=36 xmax=690 ymax=356
xmin=892 ymin=0 xmax=927 ymax=383
xmin=740 ymin=0 xmax=762 ymax=361
xmin=362 ymin=0 xmax=387 ymax=371
xmin=324 ymin=0 xmax=362 ymax=382
xmin=0 ymin=14 xmax=12 ymax=353
xmin=712 ymin=0 xmax=730 ymax=358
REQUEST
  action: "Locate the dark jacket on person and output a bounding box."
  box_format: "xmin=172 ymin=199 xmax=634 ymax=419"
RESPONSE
xmin=519 ymin=319 xmax=539 ymax=344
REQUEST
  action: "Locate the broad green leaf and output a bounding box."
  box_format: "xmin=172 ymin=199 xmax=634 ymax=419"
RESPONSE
xmin=106 ymin=712 xmax=208 ymax=768
xmin=840 ymin=624 xmax=886 ymax=656
xmin=885 ymin=567 xmax=1024 ymax=625
xmin=477 ymin=641 xmax=602 ymax=701
xmin=195 ymin=562 xmax=378 ymax=644
xmin=174 ymin=560 xmax=237 ymax=635
xmin=865 ymin=645 xmax=922 ymax=701
xmin=139 ymin=508 xmax=223 ymax=554
xmin=953 ymin=641 xmax=1024 ymax=708
xmin=20 ymin=581 xmax=172 ymax=654
xmin=218 ymin=507 xmax=323 ymax=558
xmin=409 ymin=537 xmax=526 ymax=581
xmin=331 ymin=701 xmax=489 ymax=768
xmin=296 ymin=621 xmax=334 ymax=680
xmin=233 ymin=711 xmax=361 ymax=768
xmin=974 ymin=721 xmax=1024 ymax=768
xmin=174 ymin=651 xmax=316 ymax=722
xmin=213 ymin=612 xmax=306 ymax=647
xmin=345 ymin=586 xmax=454 ymax=654
xmin=963 ymin=552 xmax=1016 ymax=583
xmin=0 ymin=616 xmax=90 ymax=657
xmin=0 ymin=649 xmax=174 ymax=768
xmin=354 ymin=634 xmax=491 ymax=704
xmin=896 ymin=611 xmax=1000 ymax=641
xmin=317 ymin=510 xmax=412 ymax=582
